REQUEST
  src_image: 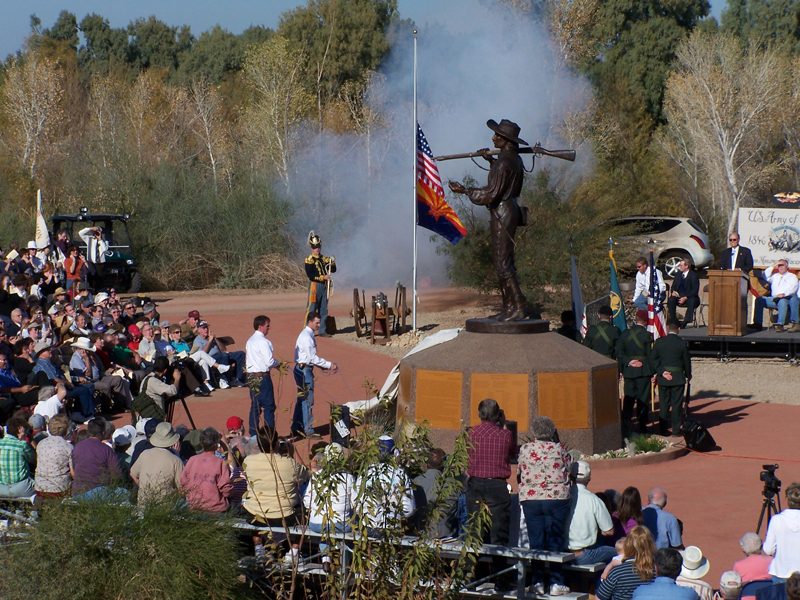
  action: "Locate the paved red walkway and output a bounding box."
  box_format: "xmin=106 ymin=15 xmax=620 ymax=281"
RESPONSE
xmin=108 ymin=290 xmax=800 ymax=589
xmin=591 ymin=398 xmax=800 ymax=586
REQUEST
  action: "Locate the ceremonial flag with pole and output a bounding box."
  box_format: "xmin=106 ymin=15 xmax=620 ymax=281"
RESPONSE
xmin=609 ymin=240 xmax=627 ymax=332
xmin=416 ymin=124 xmax=467 ymax=245
xmin=647 ymin=249 xmax=667 ymax=339
xmin=570 ymin=245 xmax=587 ymax=337
xmin=35 ymin=189 xmax=50 ymax=250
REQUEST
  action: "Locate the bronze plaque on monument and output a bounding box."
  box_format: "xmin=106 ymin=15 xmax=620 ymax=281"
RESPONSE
xmin=470 ymin=373 xmax=529 ymax=431
xmin=538 ymin=371 xmax=589 ymax=430
xmin=414 ymin=370 xmax=463 ymax=430
xmin=593 ymin=368 xmax=620 ymax=428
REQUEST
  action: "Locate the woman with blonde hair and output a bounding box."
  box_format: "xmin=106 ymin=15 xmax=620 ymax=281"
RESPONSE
xmin=597 ymin=525 xmax=657 ymax=600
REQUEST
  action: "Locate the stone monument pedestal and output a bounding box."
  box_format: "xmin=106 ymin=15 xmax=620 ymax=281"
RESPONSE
xmin=396 ymin=323 xmax=621 ymax=456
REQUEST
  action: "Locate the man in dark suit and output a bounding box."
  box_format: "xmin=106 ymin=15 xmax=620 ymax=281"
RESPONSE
xmin=650 ymin=320 xmax=692 ymax=436
xmin=667 ymin=259 xmax=700 ymax=326
xmin=615 ymin=311 xmax=653 ymax=436
xmin=719 ymin=232 xmax=754 ymax=272
xmin=583 ymin=305 xmax=620 ymax=359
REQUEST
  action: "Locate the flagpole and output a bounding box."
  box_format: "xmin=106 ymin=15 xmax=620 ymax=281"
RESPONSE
xmin=412 ymin=29 xmax=418 ymax=332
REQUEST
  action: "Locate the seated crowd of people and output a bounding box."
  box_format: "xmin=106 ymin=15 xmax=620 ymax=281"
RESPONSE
xmin=1 ymin=390 xmax=799 ymax=600
xmin=0 ymin=240 xmax=248 ymax=426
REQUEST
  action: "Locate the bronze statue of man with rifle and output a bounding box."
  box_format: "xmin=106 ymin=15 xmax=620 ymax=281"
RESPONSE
xmin=448 ymin=119 xmax=530 ymax=321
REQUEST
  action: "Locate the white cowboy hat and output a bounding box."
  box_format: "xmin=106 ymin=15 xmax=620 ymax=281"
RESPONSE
xmin=94 ymin=292 xmax=110 ymax=304
xmin=680 ymin=546 xmax=710 ymax=579
xmin=70 ymin=337 xmax=96 ymax=352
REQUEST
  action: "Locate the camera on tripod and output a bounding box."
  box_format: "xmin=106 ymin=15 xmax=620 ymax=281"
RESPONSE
xmin=760 ymin=464 xmax=781 ymax=498
xmin=757 ymin=464 xmax=782 ymax=535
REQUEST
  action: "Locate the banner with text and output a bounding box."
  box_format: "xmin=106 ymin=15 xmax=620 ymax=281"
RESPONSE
xmin=739 ymin=207 xmax=800 ymax=268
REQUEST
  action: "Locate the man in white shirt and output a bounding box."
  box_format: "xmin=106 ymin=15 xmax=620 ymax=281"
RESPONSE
xmin=630 ymin=257 xmax=666 ymax=311
xmin=752 ymin=259 xmax=799 ymax=332
xmin=292 ymin=312 xmax=337 ymax=438
xmin=565 ymin=461 xmax=616 ymax=565
xmin=245 ymin=315 xmax=280 ymax=436
xmin=78 ymin=226 xmax=109 ymax=290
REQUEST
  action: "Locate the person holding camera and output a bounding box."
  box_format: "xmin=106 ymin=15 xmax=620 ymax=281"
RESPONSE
xmin=142 ymin=356 xmax=181 ymax=413
xmin=763 ymin=482 xmax=800 ymax=583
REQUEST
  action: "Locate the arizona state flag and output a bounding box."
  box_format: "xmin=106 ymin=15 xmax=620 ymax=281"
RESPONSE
xmin=609 ymin=249 xmax=627 ymax=332
xmin=416 ymin=124 xmax=466 ymax=244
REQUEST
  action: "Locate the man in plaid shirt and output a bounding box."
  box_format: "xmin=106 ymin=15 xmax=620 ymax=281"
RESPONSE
xmin=467 ymin=398 xmax=516 ymax=588
xmin=0 ymin=416 xmax=36 ymax=497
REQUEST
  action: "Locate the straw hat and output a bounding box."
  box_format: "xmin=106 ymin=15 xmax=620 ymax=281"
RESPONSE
xmin=150 ymin=422 xmax=180 ymax=448
xmin=680 ymin=546 xmax=710 ymax=579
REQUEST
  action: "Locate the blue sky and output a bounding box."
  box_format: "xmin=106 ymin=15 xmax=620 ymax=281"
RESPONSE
xmin=2 ymin=0 xmax=725 ymax=61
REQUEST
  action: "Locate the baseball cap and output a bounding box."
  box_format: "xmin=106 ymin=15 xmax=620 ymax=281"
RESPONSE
xmin=142 ymin=302 xmax=156 ymax=314
xmin=144 ymin=418 xmax=163 ymax=437
xmin=719 ymin=571 xmax=741 ymax=590
xmin=93 ymin=323 xmax=108 ymax=333
xmin=188 ymin=310 xmax=201 ymax=319
xmin=28 ymin=414 xmax=46 ymax=430
xmin=572 ymin=460 xmax=591 ymax=479
xmin=81 ymin=300 xmax=93 ymax=309
xmin=197 ymin=320 xmax=209 ymax=328
xmin=226 ymin=416 xmax=244 ymax=431
xmin=135 ymin=417 xmax=152 ymax=435
xmin=112 ymin=428 xmax=133 ymax=446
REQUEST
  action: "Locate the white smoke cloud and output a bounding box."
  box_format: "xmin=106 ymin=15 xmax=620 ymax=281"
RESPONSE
xmin=288 ymin=0 xmax=591 ymax=291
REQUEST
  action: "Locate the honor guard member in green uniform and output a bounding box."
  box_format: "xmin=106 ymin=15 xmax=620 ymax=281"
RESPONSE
xmin=583 ymin=305 xmax=621 ymax=359
xmin=649 ymin=320 xmax=692 ymax=436
xmin=615 ymin=310 xmax=653 ymax=437
xmin=304 ymin=231 xmax=336 ymax=337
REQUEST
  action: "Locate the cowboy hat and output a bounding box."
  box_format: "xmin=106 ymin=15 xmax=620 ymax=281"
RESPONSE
xmin=53 ymin=287 xmax=68 ymax=296
xmin=150 ymin=422 xmax=180 ymax=448
xmin=94 ymin=292 xmax=110 ymax=304
xmin=70 ymin=337 xmax=96 ymax=352
xmin=486 ymin=119 xmax=528 ymax=146
xmin=33 ymin=338 xmax=54 ymax=356
xmin=680 ymin=546 xmax=710 ymax=579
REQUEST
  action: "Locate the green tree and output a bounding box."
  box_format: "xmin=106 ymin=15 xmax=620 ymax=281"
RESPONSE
xmin=586 ymin=0 xmax=710 ymax=119
xmin=278 ymin=0 xmax=398 ymax=128
xmin=721 ymin=0 xmax=800 ymax=52
xmin=79 ymin=13 xmax=132 ymax=70
xmin=127 ymin=16 xmax=193 ymax=72
xmin=46 ymin=10 xmax=79 ymax=48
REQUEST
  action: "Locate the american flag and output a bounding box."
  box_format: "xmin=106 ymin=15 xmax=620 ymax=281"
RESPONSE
xmin=647 ymin=251 xmax=667 ymax=339
xmin=416 ymin=124 xmax=466 ymax=244
xmin=417 ymin=124 xmax=444 ymax=197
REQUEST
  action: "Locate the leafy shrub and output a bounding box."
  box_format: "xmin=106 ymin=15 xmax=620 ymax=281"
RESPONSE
xmin=0 ymin=494 xmax=253 ymax=600
xmin=629 ymin=434 xmax=667 ymax=454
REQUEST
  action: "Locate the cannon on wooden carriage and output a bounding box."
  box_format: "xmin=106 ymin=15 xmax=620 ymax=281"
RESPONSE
xmin=349 ymin=284 xmax=411 ymax=344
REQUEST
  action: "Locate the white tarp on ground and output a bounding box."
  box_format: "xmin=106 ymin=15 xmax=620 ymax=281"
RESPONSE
xmin=344 ymin=328 xmax=462 ymax=414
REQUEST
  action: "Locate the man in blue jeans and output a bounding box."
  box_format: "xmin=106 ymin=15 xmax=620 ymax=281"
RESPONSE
xmin=292 ymin=312 xmax=336 ymax=438
xmin=245 ymin=315 xmax=279 ymax=435
xmin=565 ymin=461 xmax=616 ymax=566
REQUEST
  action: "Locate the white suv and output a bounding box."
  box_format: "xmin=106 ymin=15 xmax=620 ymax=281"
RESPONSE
xmin=607 ymin=216 xmax=715 ymax=278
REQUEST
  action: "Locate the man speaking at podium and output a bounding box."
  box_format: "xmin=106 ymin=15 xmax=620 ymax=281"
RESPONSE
xmin=719 ymin=233 xmax=754 ymax=272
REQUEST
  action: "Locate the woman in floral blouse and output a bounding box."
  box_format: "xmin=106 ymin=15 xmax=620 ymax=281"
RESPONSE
xmin=519 ymin=415 xmax=574 ymax=596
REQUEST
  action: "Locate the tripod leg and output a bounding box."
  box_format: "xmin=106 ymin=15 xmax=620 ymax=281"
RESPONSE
xmin=756 ymin=499 xmax=770 ymax=535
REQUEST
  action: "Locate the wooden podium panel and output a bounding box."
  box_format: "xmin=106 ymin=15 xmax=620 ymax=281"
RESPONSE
xmin=708 ymin=270 xmax=748 ymax=336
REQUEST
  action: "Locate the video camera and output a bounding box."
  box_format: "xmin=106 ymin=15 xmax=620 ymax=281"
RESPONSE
xmin=760 ymin=464 xmax=781 ymax=498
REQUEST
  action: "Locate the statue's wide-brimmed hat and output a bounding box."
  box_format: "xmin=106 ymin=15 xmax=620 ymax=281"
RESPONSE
xmin=487 ymin=119 xmax=528 ymax=146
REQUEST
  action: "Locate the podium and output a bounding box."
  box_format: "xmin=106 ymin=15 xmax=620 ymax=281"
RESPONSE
xmin=707 ymin=270 xmax=749 ymax=336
